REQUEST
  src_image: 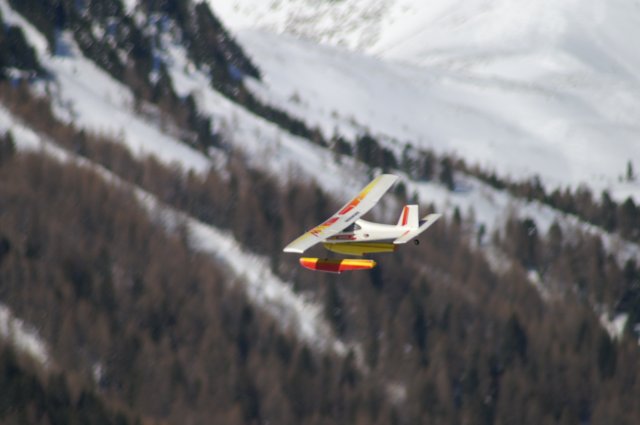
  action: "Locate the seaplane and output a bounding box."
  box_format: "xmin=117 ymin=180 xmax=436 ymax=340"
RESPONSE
xmin=283 ymin=174 xmax=441 ymax=273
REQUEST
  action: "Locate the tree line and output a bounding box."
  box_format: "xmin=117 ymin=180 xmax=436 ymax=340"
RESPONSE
xmin=461 ymin=161 xmax=640 ymax=243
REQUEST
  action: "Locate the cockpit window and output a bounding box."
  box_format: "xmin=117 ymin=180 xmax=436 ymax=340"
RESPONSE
xmin=342 ymin=223 xmax=361 ymax=233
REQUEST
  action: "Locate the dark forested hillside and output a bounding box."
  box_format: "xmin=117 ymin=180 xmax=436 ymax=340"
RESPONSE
xmin=1 ymin=0 xmax=640 ymax=424
xmin=0 ymin=342 xmax=138 ymax=425
xmin=0 ymin=151 xmax=396 ymax=425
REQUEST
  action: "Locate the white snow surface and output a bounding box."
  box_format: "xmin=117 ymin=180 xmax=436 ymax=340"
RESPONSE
xmin=600 ymin=312 xmax=629 ymax=341
xmin=207 ymin=0 xmax=391 ymax=50
xmin=236 ymin=28 xmax=640 ymax=203
xmin=44 ymin=35 xmax=211 ymax=173
xmin=208 ymin=0 xmax=640 ymax=69
xmin=122 ymin=0 xmax=138 ymax=14
xmin=210 ymin=0 xmax=640 ymax=203
xmin=0 ymin=304 xmax=50 ymax=367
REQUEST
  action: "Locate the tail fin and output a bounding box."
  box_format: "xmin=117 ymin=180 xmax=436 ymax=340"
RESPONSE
xmin=397 ymin=205 xmax=419 ymax=228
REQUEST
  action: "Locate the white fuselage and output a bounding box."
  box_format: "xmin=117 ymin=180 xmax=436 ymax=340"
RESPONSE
xmin=327 ymin=219 xmax=410 ymax=243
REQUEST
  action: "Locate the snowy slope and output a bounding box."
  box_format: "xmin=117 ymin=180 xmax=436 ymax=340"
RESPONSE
xmin=211 ymin=0 xmax=640 ymax=202
xmin=207 ymin=0 xmax=391 ymax=50
xmin=0 ymin=1 xmax=211 ymax=174
xmin=209 ymin=0 xmax=640 ymax=70
xmin=239 ymin=29 xmax=640 ymax=202
xmin=0 ymin=304 xmax=50 ymax=367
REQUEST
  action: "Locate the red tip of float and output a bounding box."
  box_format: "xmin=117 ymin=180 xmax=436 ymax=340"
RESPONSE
xmin=299 ymin=257 xmax=376 ymax=273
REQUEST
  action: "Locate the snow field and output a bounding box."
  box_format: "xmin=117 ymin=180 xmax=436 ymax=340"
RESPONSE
xmin=210 ymin=0 xmax=640 ymax=203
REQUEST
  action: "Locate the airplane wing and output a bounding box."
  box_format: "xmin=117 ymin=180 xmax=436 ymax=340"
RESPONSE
xmin=283 ymin=174 xmax=399 ymax=253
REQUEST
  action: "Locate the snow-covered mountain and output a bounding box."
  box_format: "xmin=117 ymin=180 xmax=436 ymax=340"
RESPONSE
xmin=0 ymin=0 xmax=637 ymax=335
xmin=1 ymin=0 xmax=638 ymax=317
xmin=2 ymin=1 xmax=640 ymax=423
xmin=210 ymin=0 xmax=640 ymax=202
xmin=209 ymin=0 xmax=640 ymax=68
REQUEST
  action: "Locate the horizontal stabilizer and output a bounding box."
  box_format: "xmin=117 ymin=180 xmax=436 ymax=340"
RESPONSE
xmin=393 ymin=213 xmax=441 ymax=244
